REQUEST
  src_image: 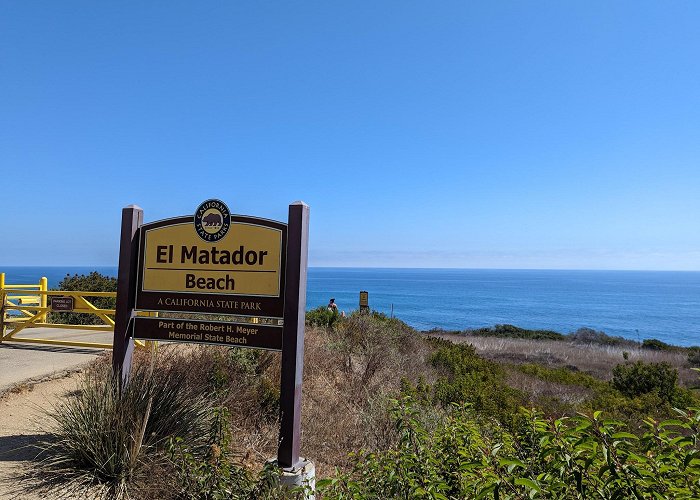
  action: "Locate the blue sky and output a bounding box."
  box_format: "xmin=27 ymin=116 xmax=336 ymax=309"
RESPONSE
xmin=1 ymin=1 xmax=699 ymax=270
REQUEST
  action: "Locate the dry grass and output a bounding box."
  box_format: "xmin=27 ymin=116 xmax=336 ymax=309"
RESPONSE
xmin=24 ymin=347 xmax=222 ymax=500
xmin=8 ymin=383 xmax=31 ymax=395
xmin=142 ymin=344 xmax=283 ymax=470
xmin=127 ymin=318 xmax=437 ymax=479
xmin=301 ymin=319 xmax=435 ymax=475
xmin=504 ymin=368 xmax=592 ymax=408
xmin=18 ymin=317 xmax=698 ymax=498
xmin=135 ymin=326 xmax=697 ymax=480
xmin=437 ymin=333 xmax=696 ymax=387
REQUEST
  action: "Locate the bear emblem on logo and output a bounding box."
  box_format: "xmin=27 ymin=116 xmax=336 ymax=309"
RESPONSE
xmin=194 ymin=199 xmax=231 ymax=242
xmin=202 ymin=212 xmax=222 ymax=227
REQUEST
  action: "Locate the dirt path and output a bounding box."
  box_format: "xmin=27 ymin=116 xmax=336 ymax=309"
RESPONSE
xmin=0 ymin=373 xmax=80 ymax=499
xmin=0 ymin=331 xmax=108 ymax=396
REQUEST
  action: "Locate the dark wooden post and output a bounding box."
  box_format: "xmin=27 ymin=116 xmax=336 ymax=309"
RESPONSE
xmin=278 ymin=201 xmax=310 ymax=469
xmin=113 ymin=205 xmax=143 ymax=389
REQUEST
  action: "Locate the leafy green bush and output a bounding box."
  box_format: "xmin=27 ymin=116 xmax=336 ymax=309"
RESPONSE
xmin=318 ymin=398 xmax=700 ymax=499
xmin=517 ymin=363 xmax=609 ymax=391
xmin=426 ymin=338 xmax=523 ymax=424
xmin=167 ymin=407 xmax=251 ymax=499
xmin=422 ymin=327 xmax=463 ymax=336
xmin=470 ymin=324 xmax=565 ymax=340
xmin=612 ymin=361 xmax=679 ymax=403
xmin=166 ymin=408 xmax=296 ymax=499
xmin=49 ymin=271 xmax=117 ymax=325
xmin=687 ymin=347 xmax=700 ymax=367
xmin=305 ymin=306 xmax=341 ymax=328
xmin=642 ymin=338 xmax=674 ymax=351
xmin=428 ymin=338 xmax=501 ymax=378
xmin=516 ymin=363 xmax=697 ymax=426
xmin=568 ymin=327 xmax=637 ymax=347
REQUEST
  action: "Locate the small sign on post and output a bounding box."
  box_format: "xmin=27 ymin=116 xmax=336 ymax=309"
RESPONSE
xmin=359 ymin=290 xmax=369 ymax=312
xmin=50 ymin=296 xmax=75 ymax=312
xmin=112 ymin=198 xmax=310 ymax=474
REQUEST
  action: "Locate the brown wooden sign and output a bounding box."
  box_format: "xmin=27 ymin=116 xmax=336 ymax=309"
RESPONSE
xmin=50 ymin=296 xmax=74 ymax=311
xmin=113 ymin=199 xmax=309 ymax=470
xmin=132 ymin=316 xmax=283 ymax=350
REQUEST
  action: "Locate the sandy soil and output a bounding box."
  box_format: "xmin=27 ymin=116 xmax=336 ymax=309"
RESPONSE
xmin=0 ymin=333 xmax=108 ymax=396
xmin=0 ymin=373 xmax=80 ymax=500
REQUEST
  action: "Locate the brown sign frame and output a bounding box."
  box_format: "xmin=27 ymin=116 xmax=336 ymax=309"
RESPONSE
xmin=113 ymin=201 xmax=309 ymax=471
xmin=134 ymin=215 xmax=288 ymax=318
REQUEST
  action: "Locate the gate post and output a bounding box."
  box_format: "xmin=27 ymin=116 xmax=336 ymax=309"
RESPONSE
xmin=0 ymin=272 xmax=5 ymax=342
xmin=39 ymin=277 xmax=48 ymax=323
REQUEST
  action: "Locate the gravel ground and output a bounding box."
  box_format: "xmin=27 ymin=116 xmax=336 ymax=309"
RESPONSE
xmin=0 ymin=373 xmax=81 ymax=499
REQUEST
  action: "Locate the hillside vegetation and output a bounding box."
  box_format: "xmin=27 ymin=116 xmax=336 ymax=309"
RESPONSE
xmin=23 ymin=309 xmax=700 ymax=499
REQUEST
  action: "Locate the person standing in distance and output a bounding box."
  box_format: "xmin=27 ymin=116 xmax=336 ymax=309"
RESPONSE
xmin=327 ymin=298 xmax=338 ymax=312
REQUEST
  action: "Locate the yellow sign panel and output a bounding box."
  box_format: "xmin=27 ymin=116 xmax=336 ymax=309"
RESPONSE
xmin=142 ymin=221 xmax=283 ymax=297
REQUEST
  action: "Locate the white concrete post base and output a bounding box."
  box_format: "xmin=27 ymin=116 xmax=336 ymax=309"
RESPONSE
xmin=267 ymin=458 xmax=316 ymax=499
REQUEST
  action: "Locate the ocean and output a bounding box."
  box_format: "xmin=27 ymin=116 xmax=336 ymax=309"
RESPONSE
xmin=2 ymin=267 xmax=699 ymax=346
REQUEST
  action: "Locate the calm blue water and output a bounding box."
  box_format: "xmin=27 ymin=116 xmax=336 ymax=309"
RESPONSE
xmin=2 ymin=267 xmax=699 ymax=346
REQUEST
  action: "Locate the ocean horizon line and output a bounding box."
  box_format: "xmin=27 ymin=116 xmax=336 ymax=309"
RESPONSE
xmin=1 ymin=265 xmax=698 ymax=345
xmin=1 ymin=265 xmax=699 ymax=273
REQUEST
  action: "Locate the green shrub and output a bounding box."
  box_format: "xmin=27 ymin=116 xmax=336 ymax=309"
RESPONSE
xmin=426 ymin=338 xmax=523 ymax=425
xmin=516 ymin=363 xmax=696 ymax=426
xmin=586 ymin=389 xmax=665 ymax=428
xmin=168 ymin=445 xmax=298 ymax=500
xmin=428 ymin=338 xmax=500 ymax=377
xmin=687 ymin=347 xmax=700 ymax=367
xmin=612 ymin=361 xmax=679 ymax=403
xmin=422 ymin=327 xmax=463 ymax=336
xmin=166 ymin=407 xmax=297 ymax=500
xmin=470 ymin=324 xmax=564 ymax=341
xmin=517 ymin=364 xmax=608 ymax=391
xmin=49 ymin=271 xmax=117 ymax=326
xmin=305 ymin=306 xmax=341 ymax=328
xmin=568 ymin=327 xmax=636 ymax=347
xmin=642 ymin=338 xmax=673 ymax=351
xmin=167 ymin=406 xmax=246 ymax=499
xmin=317 ymin=398 xmax=700 ymax=499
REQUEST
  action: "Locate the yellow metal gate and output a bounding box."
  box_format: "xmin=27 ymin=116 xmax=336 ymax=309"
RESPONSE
xmin=0 ymin=273 xmax=148 ymax=349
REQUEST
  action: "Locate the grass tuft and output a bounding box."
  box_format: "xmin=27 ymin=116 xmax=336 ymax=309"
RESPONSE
xmin=29 ymin=352 xmax=219 ymax=499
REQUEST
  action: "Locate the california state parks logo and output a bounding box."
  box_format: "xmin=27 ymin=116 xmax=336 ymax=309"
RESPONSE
xmin=194 ymin=199 xmax=231 ymax=242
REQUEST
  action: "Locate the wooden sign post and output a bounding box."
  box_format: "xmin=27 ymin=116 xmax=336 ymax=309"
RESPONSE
xmin=112 ymin=200 xmax=310 ymax=472
xmin=113 ymin=205 xmax=143 ymax=388
xmin=278 ymin=202 xmax=309 ymax=469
